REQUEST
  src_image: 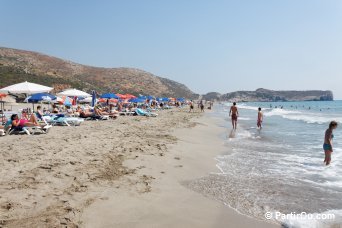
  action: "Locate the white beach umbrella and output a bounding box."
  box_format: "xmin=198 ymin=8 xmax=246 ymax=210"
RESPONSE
xmin=79 ymin=96 xmax=97 ymax=103
xmin=57 ymin=88 xmax=91 ymax=97
xmin=0 ymin=81 xmax=53 ymax=94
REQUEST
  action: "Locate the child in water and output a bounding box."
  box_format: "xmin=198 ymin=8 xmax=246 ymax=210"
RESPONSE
xmin=323 ymin=121 xmax=338 ymax=165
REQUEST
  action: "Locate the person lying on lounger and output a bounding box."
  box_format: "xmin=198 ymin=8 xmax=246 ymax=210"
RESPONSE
xmin=79 ymin=109 xmax=96 ymax=118
xmin=94 ymin=107 xmax=118 ymax=118
xmin=11 ymin=114 xmax=48 ymax=129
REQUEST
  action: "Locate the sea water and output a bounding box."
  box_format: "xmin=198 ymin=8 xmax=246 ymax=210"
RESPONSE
xmin=188 ymin=101 xmax=342 ymax=228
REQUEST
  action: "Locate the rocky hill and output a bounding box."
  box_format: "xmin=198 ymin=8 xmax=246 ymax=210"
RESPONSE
xmin=201 ymin=92 xmax=222 ymax=101
xmin=0 ymin=47 xmax=198 ymax=98
xmin=220 ymin=88 xmax=333 ymax=102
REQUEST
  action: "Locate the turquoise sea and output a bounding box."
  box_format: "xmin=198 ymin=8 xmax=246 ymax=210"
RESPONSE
xmin=190 ymin=101 xmax=342 ymax=228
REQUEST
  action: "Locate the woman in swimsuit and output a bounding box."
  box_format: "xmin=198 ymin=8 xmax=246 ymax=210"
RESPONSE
xmin=11 ymin=114 xmax=47 ymax=129
xmin=323 ymin=121 xmax=338 ymax=165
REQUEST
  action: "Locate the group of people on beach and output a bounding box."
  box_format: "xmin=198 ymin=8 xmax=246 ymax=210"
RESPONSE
xmin=228 ymin=102 xmax=338 ymax=166
xmin=189 ymin=100 xmax=213 ymax=113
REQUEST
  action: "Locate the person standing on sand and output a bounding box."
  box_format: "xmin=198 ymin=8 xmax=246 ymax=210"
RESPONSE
xmin=189 ymin=100 xmax=194 ymax=113
xmin=257 ymin=107 xmax=263 ymax=129
xmin=229 ymin=102 xmax=238 ymax=129
xmin=200 ymin=102 xmax=205 ymax=112
xmin=323 ymin=121 xmax=338 ymax=166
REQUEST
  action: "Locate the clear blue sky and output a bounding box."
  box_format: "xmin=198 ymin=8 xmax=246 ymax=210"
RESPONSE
xmin=1 ymin=0 xmax=341 ymax=98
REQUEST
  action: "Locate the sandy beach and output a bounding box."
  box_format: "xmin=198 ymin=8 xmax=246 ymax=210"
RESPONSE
xmin=0 ymin=107 xmax=277 ymax=228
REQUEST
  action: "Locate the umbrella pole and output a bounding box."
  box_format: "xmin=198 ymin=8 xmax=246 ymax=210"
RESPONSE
xmin=1 ymin=102 xmax=3 ymax=125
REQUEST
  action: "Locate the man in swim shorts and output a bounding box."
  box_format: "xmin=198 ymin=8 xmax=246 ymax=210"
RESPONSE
xmin=257 ymin=107 xmax=263 ymax=129
xmin=229 ymin=102 xmax=238 ymax=130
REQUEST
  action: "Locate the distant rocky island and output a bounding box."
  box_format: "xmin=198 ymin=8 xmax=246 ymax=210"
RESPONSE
xmin=202 ymin=88 xmax=333 ymax=102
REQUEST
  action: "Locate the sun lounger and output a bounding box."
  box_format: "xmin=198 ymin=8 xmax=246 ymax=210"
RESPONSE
xmin=8 ymin=126 xmax=31 ymax=135
xmin=46 ymin=115 xmax=84 ymax=126
xmin=135 ymin=109 xmax=158 ymax=117
xmin=119 ymin=111 xmax=135 ymax=116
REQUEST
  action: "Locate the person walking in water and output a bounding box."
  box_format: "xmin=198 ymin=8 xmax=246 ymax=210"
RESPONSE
xmin=229 ymin=102 xmax=238 ymax=130
xmin=257 ymin=107 xmax=263 ymax=129
xmin=323 ymin=121 xmax=338 ymax=165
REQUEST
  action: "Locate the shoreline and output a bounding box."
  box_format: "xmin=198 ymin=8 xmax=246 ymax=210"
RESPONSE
xmin=81 ymin=109 xmax=278 ymax=227
xmin=0 ymin=106 xmax=279 ymax=227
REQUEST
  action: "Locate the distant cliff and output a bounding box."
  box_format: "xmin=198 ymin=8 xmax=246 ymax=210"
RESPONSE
xmin=204 ymin=88 xmax=333 ymax=102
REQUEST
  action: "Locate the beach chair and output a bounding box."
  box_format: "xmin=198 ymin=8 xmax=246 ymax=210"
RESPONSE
xmin=8 ymin=126 xmax=31 ymax=135
xmin=49 ymin=115 xmax=84 ymax=126
xmin=135 ymin=109 xmax=158 ymax=117
xmin=119 ymin=111 xmax=135 ymax=116
xmin=28 ymin=125 xmax=52 ymax=135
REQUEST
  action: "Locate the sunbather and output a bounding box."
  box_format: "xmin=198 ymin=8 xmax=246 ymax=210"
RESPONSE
xmin=80 ymin=109 xmax=96 ymax=118
xmin=11 ymin=114 xmax=45 ymax=127
xmin=94 ymin=107 xmax=118 ymax=118
xmin=52 ymin=104 xmax=59 ymax=114
xmin=36 ymin=106 xmax=45 ymax=120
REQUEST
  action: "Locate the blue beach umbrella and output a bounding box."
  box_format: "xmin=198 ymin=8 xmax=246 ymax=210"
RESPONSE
xmin=129 ymin=98 xmax=145 ymax=103
xmin=27 ymin=93 xmax=56 ymax=103
xmin=63 ymin=96 xmax=72 ymax=106
xmin=26 ymin=92 xmax=56 ymax=110
xmin=100 ymin=93 xmax=119 ymax=99
xmin=177 ymin=98 xmax=185 ymax=102
xmin=160 ymin=97 xmax=169 ymax=102
xmin=91 ymin=90 xmax=96 ymax=107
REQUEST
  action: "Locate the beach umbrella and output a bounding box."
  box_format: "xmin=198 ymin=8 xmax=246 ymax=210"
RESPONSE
xmin=78 ymin=97 xmax=95 ymax=103
xmin=59 ymin=96 xmax=73 ymax=106
xmin=116 ymin=93 xmax=126 ymax=99
xmin=99 ymin=98 xmax=118 ymax=104
xmin=72 ymin=96 xmax=77 ymax=106
xmin=25 ymin=92 xmax=56 ymax=110
xmin=108 ymin=98 xmax=118 ymax=104
xmin=100 ymin=93 xmax=119 ymax=99
xmin=157 ymin=97 xmax=169 ymax=102
xmin=177 ymin=98 xmax=185 ymax=102
xmin=57 ymin=88 xmax=91 ymax=97
xmin=54 ymin=96 xmax=63 ymax=103
xmin=128 ymin=98 xmax=146 ymax=103
xmin=98 ymin=98 xmax=105 ymax=103
xmin=125 ymin=94 xmax=136 ymax=99
xmin=0 ymin=81 xmax=53 ymax=94
xmin=26 ymin=93 xmax=56 ymax=103
xmin=91 ymin=90 xmax=96 ymax=107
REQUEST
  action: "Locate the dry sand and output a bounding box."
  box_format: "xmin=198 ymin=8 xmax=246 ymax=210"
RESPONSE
xmin=0 ymin=107 xmax=278 ymax=228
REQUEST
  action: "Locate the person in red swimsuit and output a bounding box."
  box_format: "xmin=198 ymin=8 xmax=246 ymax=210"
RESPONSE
xmin=229 ymin=102 xmax=239 ymax=130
